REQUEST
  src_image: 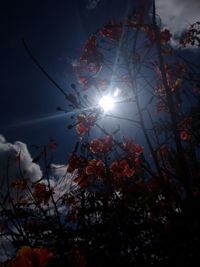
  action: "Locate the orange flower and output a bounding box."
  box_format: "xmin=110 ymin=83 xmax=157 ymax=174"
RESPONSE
xmin=76 ymin=114 xmax=96 ymax=136
xmin=100 ymin=20 xmax=122 ymax=41
xmin=11 ymin=179 xmax=28 ymax=190
xmin=160 ymin=29 xmax=172 ymax=44
xmin=10 ymin=246 xmax=53 ymax=267
xmin=67 ymin=153 xmax=87 ymax=172
xmin=180 ymin=130 xmax=191 ymax=141
xmin=85 ymin=159 xmax=105 ymax=177
xmin=90 ymin=136 xmax=113 ymax=154
xmin=74 ymin=172 xmax=89 ymax=188
xmin=143 ymin=26 xmax=172 ymax=44
xmin=80 ymin=35 xmax=103 ymax=64
xmin=123 ymin=138 xmax=143 ymax=156
xmin=76 ymin=122 xmax=89 ymax=136
xmin=83 ymin=35 xmax=97 ymax=53
xmin=32 ymin=183 xmax=53 ymax=204
xmin=110 ymin=160 xmax=134 ymax=179
xmin=179 ymin=117 xmax=192 ymax=141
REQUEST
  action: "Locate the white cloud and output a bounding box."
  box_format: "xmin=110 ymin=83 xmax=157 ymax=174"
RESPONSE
xmin=50 ymin=164 xmax=77 ymax=201
xmin=156 ymin=0 xmax=200 ymax=35
xmin=0 ymin=135 xmax=42 ymax=200
xmin=0 ymin=136 xmax=78 ymax=262
xmin=86 ymin=0 xmax=101 ymax=10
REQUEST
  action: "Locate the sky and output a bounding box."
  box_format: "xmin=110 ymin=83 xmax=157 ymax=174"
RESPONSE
xmin=0 ymin=0 xmax=200 ymax=168
xmin=0 ymin=0 xmax=199 ymax=253
xmin=0 ymin=0 xmax=138 ymax=164
xmin=0 ymin=0 xmax=200 ymax=262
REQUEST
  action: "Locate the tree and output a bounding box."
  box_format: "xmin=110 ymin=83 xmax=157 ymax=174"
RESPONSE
xmin=1 ymin=1 xmax=200 ymax=266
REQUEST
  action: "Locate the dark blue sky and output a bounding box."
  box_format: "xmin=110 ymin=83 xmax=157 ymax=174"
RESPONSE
xmin=0 ymin=0 xmax=136 ymax=162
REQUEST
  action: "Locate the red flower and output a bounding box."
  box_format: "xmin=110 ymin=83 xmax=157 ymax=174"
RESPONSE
xmin=123 ymin=138 xmax=143 ymax=156
xmin=160 ymin=29 xmax=172 ymax=44
xmin=78 ymin=76 xmax=89 ymax=86
xmin=76 ymin=114 xmax=96 ymax=135
xmin=180 ymin=22 xmax=200 ymax=47
xmin=83 ymin=35 xmax=97 ymax=52
xmin=32 ymin=183 xmax=53 ymax=204
xmin=179 ymin=117 xmax=192 ymax=141
xmin=67 ymin=153 xmax=79 ymax=172
xmin=67 ymin=153 xmax=87 ymax=172
xmin=85 ymin=159 xmax=105 ymax=177
xmin=110 ymin=160 xmax=134 ymax=179
xmin=180 ymin=130 xmax=191 ymax=141
xmin=80 ymin=35 xmax=103 ymax=64
xmin=76 ymin=122 xmax=89 ymax=136
xmin=78 ymin=76 xmax=108 ymax=91
xmin=90 ymin=135 xmax=113 ymax=154
xmin=11 ymin=178 xmax=28 ymax=190
xmin=143 ymin=26 xmax=172 ymax=44
xmin=10 ymin=246 xmax=53 ymax=267
xmin=100 ymin=20 xmax=122 ymax=41
xmin=74 ymin=172 xmax=89 ymax=188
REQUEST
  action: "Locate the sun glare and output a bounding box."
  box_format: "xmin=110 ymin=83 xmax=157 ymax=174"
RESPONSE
xmin=99 ymin=95 xmax=114 ymax=111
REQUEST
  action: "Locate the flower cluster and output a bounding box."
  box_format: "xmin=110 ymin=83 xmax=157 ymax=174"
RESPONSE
xmin=179 ymin=117 xmax=192 ymax=141
xmin=80 ymin=35 xmax=104 ymax=65
xmin=85 ymin=159 xmax=105 ymax=177
xmin=90 ymin=135 xmax=113 ymax=154
xmin=11 ymin=178 xmax=28 ymax=190
xmin=180 ymin=21 xmax=200 ymax=47
xmin=32 ymin=183 xmax=53 ymax=204
xmin=123 ymin=138 xmax=143 ymax=170
xmin=143 ymin=26 xmax=172 ymax=44
xmin=110 ymin=159 xmax=134 ymax=180
xmin=100 ymin=19 xmax=122 ymax=41
xmin=76 ymin=114 xmax=96 ymax=135
xmin=9 ymin=246 xmax=53 ymax=267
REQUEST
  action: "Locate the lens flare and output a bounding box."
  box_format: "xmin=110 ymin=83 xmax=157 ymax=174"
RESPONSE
xmin=99 ymin=96 xmax=114 ymax=111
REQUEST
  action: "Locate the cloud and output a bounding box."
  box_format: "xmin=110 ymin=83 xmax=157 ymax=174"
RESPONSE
xmin=0 ymin=136 xmax=79 ymax=262
xmin=0 ymin=135 xmax=42 ymax=199
xmin=156 ymin=0 xmax=200 ymax=35
xmin=86 ymin=0 xmax=101 ymax=10
xmin=0 ymin=134 xmax=77 ymax=206
xmin=50 ymin=164 xmax=77 ymax=201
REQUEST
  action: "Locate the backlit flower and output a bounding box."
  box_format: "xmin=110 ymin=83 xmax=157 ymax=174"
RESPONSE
xmin=123 ymin=138 xmax=143 ymax=156
xmin=32 ymin=183 xmax=53 ymax=204
xmin=180 ymin=130 xmax=191 ymax=141
xmin=10 ymin=246 xmax=53 ymax=267
xmin=67 ymin=153 xmax=87 ymax=172
xmin=85 ymin=159 xmax=105 ymax=177
xmin=76 ymin=114 xmax=96 ymax=136
xmin=110 ymin=160 xmax=134 ymax=179
xmin=100 ymin=20 xmax=122 ymax=41
xmin=11 ymin=178 xmax=28 ymax=190
xmin=90 ymin=136 xmax=113 ymax=154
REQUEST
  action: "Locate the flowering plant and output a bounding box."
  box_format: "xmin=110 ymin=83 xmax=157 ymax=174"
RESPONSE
xmin=1 ymin=1 xmax=200 ymax=266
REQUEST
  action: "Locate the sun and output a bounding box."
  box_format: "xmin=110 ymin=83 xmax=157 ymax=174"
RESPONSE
xmin=99 ymin=95 xmax=114 ymax=111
